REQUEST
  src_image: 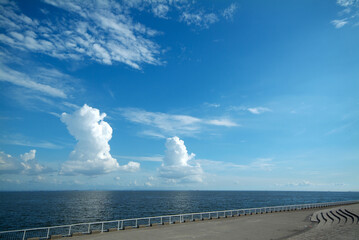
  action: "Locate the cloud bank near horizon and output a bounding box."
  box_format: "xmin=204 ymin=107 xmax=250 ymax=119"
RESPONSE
xmin=0 ymin=149 xmax=52 ymax=175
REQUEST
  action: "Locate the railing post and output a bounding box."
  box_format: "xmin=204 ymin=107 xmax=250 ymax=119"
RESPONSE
xmin=68 ymin=225 xmax=72 ymax=236
xmin=135 ymin=219 xmax=138 ymax=228
xmin=161 ymin=217 xmax=163 ymax=225
xmin=217 ymin=212 xmax=219 ymax=219
xmin=170 ymin=216 xmax=172 ymax=224
xmin=117 ymin=221 xmax=120 ymax=230
xmin=88 ymin=223 xmax=91 ymax=233
xmin=22 ymin=230 xmax=26 ymax=240
xmin=121 ymin=220 xmax=124 ymax=230
xmin=192 ymin=214 xmax=194 ymax=221
xmin=47 ymin=227 xmax=50 ymax=239
xmin=148 ymin=218 xmax=151 ymax=226
xmin=101 ymin=222 xmax=104 ymax=232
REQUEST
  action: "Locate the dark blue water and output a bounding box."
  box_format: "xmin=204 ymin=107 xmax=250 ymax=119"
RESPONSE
xmin=0 ymin=191 xmax=358 ymax=231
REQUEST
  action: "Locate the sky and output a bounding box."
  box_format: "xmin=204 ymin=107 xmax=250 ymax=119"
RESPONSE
xmin=0 ymin=0 xmax=358 ymax=191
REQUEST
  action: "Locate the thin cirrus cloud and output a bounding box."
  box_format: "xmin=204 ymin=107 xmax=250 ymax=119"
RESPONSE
xmin=0 ymin=0 xmax=162 ymax=70
xmin=229 ymin=106 xmax=272 ymax=115
xmin=222 ymin=3 xmax=238 ymax=20
xmin=0 ymin=65 xmax=70 ymax=99
xmin=118 ymin=107 xmax=238 ymax=137
xmin=197 ymin=158 xmax=275 ymax=172
xmin=0 ymin=134 xmax=62 ymax=149
xmin=60 ymin=104 xmax=140 ymax=176
xmin=332 ymin=0 xmax=359 ymax=28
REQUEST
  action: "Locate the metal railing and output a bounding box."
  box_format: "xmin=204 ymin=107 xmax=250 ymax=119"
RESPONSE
xmin=0 ymin=200 xmax=358 ymax=240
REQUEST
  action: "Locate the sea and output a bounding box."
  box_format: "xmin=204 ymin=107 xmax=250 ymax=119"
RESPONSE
xmin=1 ymin=191 xmax=359 ymax=231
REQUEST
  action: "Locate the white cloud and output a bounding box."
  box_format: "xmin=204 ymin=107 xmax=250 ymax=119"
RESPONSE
xmin=247 ymin=107 xmax=272 ymax=114
xmin=119 ymin=161 xmax=140 ymax=172
xmin=228 ymin=105 xmax=272 ymax=115
xmin=159 ymin=136 xmax=203 ymax=183
xmin=337 ymin=0 xmax=355 ymax=7
xmin=222 ymin=3 xmax=238 ymax=20
xmin=152 ymin=4 xmax=170 ymax=18
xmin=0 ymin=150 xmax=52 ymax=175
xmin=20 ymin=149 xmax=36 ymax=161
xmin=180 ymin=11 xmax=219 ymax=28
xmin=331 ymin=19 xmax=348 ymax=28
xmin=206 ymin=119 xmax=238 ymax=127
xmin=333 ymin=0 xmax=359 ymax=28
xmin=119 ymin=107 xmax=238 ymax=137
xmin=60 ymin=104 xmax=140 ymax=175
xmin=0 ymin=64 xmax=67 ymax=98
xmin=0 ymin=0 xmax=161 ymax=69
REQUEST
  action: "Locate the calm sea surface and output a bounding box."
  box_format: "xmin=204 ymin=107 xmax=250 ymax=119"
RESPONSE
xmin=1 ymin=191 xmax=358 ymax=231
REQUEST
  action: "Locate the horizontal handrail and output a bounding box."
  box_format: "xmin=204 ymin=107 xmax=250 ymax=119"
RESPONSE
xmin=0 ymin=199 xmax=358 ymax=239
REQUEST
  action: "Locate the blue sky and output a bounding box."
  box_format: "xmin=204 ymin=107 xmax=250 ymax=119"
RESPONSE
xmin=0 ymin=0 xmax=358 ymax=191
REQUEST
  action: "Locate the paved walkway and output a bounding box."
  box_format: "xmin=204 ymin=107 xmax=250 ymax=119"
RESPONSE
xmin=68 ymin=204 xmax=359 ymax=240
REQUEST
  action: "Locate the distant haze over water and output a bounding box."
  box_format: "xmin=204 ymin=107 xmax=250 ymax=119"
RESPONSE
xmin=1 ymin=191 xmax=359 ymax=231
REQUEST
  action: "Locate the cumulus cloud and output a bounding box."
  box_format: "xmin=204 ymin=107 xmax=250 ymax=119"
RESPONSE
xmin=60 ymin=104 xmax=140 ymax=175
xmin=20 ymin=149 xmax=36 ymax=161
xmin=119 ymin=107 xmax=238 ymax=137
xmin=159 ymin=136 xmax=203 ymax=183
xmin=119 ymin=161 xmax=140 ymax=172
xmin=0 ymin=150 xmax=52 ymax=175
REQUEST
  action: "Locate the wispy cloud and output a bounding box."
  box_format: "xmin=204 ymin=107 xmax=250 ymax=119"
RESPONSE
xmin=0 ymin=64 xmax=68 ymax=98
xmin=180 ymin=11 xmax=219 ymax=28
xmin=332 ymin=0 xmax=359 ymax=28
xmin=204 ymin=102 xmax=220 ymax=108
xmin=247 ymin=107 xmax=272 ymax=115
xmin=331 ymin=19 xmax=348 ymax=28
xmin=118 ymin=107 xmax=238 ymax=137
xmin=222 ymin=3 xmax=238 ymax=20
xmin=198 ymin=158 xmax=275 ymax=172
xmin=0 ymin=134 xmax=62 ymax=149
xmin=60 ymin=105 xmax=140 ymax=176
xmin=229 ymin=106 xmax=272 ymax=115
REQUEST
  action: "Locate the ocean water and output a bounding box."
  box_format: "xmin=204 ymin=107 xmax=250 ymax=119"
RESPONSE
xmin=0 ymin=191 xmax=358 ymax=231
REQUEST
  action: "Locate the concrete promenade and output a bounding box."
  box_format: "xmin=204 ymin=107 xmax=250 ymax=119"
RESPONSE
xmin=70 ymin=203 xmax=359 ymax=240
